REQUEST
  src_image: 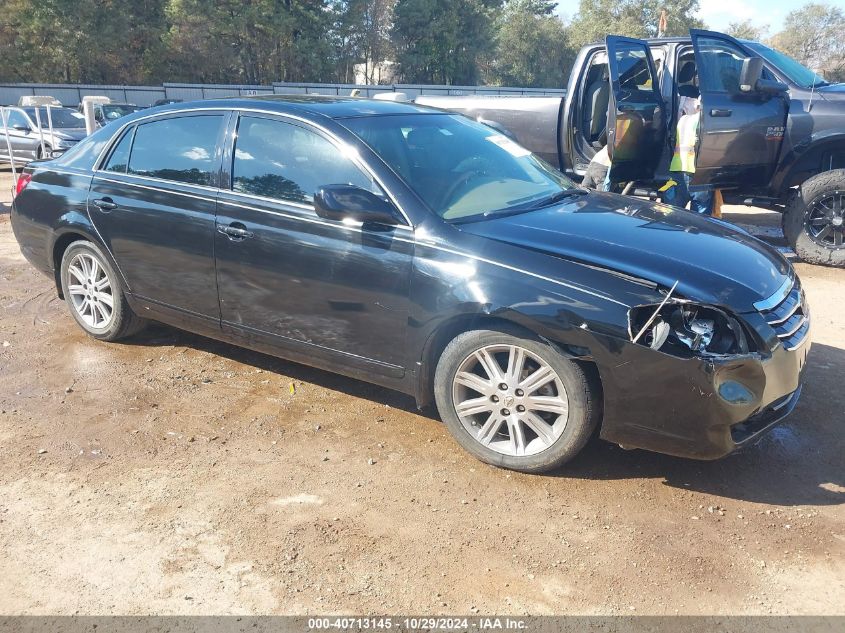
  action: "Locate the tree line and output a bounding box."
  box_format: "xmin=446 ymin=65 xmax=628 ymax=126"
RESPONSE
xmin=1 ymin=0 xmax=842 ymax=88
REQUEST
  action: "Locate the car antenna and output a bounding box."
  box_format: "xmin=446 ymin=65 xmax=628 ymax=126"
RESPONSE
xmin=808 ymin=78 xmax=817 ymax=112
xmin=631 ymin=280 xmax=679 ymax=344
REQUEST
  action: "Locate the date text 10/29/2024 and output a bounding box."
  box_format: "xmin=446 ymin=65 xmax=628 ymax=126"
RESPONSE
xmin=307 ymin=617 xmax=528 ymax=630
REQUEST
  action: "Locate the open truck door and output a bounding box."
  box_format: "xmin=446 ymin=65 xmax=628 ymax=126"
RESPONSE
xmin=605 ymin=36 xmax=667 ymax=183
xmin=689 ymin=29 xmax=789 ymax=189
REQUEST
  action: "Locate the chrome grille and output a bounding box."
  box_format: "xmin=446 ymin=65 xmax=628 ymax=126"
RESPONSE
xmin=759 ymin=280 xmax=810 ymax=351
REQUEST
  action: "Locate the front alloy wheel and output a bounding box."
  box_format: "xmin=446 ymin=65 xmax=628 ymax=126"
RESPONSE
xmin=452 ymin=344 xmax=569 ymax=457
xmin=434 ymin=327 xmax=599 ymax=473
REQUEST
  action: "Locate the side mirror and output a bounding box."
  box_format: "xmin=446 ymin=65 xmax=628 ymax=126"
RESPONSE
xmin=755 ymin=78 xmax=789 ymax=95
xmin=740 ymin=57 xmax=789 ymax=95
xmin=314 ymin=184 xmax=401 ymax=226
xmin=739 ymin=57 xmax=764 ymax=93
xmin=11 ymin=123 xmax=31 ymax=132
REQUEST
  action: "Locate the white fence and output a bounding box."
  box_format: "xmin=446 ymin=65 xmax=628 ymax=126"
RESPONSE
xmin=0 ymin=82 xmax=566 ymax=108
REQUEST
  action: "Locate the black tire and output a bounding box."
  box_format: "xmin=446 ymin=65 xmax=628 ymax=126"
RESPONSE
xmin=36 ymin=144 xmax=51 ymax=160
xmin=783 ymin=170 xmax=845 ymax=267
xmin=59 ymin=240 xmax=146 ymax=341
xmin=433 ymin=326 xmax=600 ymax=474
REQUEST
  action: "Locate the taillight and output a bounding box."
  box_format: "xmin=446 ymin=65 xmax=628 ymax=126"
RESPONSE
xmin=14 ymin=173 xmax=32 ymax=198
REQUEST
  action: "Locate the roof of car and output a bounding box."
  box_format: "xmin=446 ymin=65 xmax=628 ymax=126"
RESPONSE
xmin=145 ymin=95 xmax=439 ymax=120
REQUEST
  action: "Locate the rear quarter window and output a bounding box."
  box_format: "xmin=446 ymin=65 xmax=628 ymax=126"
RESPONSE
xmin=102 ymin=127 xmax=135 ymax=173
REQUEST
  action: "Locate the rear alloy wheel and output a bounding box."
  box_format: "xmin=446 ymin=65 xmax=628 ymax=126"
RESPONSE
xmin=434 ymin=327 xmax=599 ymax=473
xmin=784 ymin=170 xmax=845 ymax=267
xmin=66 ymin=251 xmax=114 ymax=329
xmin=60 ymin=240 xmax=146 ymax=341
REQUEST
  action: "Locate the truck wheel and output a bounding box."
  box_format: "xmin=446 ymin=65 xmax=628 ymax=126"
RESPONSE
xmin=783 ymin=170 xmax=845 ymax=267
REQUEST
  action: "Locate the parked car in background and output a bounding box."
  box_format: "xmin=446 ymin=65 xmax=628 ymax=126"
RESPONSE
xmin=0 ymin=106 xmax=88 ymax=162
xmin=420 ymin=29 xmax=845 ymax=267
xmin=10 ymin=97 xmax=810 ymax=473
xmin=152 ymin=98 xmax=183 ymax=107
xmin=77 ymin=100 xmax=142 ymax=127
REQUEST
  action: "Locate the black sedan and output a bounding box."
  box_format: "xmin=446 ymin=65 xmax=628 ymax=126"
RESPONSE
xmin=10 ymin=96 xmax=811 ymax=473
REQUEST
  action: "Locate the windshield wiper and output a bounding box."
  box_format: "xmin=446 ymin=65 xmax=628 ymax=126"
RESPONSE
xmin=524 ymin=187 xmax=590 ymax=210
xmin=450 ymin=188 xmax=590 ymax=224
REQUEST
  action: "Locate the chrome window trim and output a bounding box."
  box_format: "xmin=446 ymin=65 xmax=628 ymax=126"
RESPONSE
xmin=753 ymin=274 xmax=794 ymax=312
xmin=222 ymin=189 xmax=413 ymax=231
xmin=91 ymin=106 xmax=414 ymax=228
xmin=95 ymin=170 xmax=219 ymax=194
xmin=219 ymin=197 xmax=414 ymax=236
xmin=224 ymin=190 xmax=313 ymax=212
xmin=94 ymin=175 xmax=218 ymax=204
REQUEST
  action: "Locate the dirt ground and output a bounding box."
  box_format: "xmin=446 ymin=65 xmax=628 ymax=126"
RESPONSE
xmin=0 ymin=167 xmax=842 ymax=616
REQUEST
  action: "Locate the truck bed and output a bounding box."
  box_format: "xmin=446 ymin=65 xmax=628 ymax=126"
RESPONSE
xmin=414 ymin=95 xmax=564 ymax=168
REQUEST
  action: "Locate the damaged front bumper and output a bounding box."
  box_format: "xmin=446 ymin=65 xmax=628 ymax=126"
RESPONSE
xmin=590 ymin=326 xmax=811 ymax=460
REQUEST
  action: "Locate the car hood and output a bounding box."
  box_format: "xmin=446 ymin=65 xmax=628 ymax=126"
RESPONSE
xmin=818 ymin=83 xmax=845 ymax=99
xmin=457 ymin=192 xmax=790 ymax=310
xmin=51 ymin=128 xmax=88 ymax=141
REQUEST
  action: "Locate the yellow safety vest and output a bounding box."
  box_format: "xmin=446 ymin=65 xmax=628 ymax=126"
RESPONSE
xmin=669 ymin=113 xmax=699 ymax=173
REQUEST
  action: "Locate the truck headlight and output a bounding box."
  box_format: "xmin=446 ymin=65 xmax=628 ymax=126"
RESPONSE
xmin=629 ymin=303 xmax=750 ymax=357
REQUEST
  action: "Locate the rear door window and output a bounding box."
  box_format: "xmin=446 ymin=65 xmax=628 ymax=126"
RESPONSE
xmin=127 ymin=115 xmax=223 ymax=186
xmin=231 ymin=115 xmax=376 ymax=204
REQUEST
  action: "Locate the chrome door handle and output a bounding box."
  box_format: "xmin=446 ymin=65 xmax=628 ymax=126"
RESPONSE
xmin=92 ymin=197 xmax=117 ymax=211
xmin=218 ymin=223 xmax=254 ymax=240
xmin=710 ymin=108 xmax=733 ymax=117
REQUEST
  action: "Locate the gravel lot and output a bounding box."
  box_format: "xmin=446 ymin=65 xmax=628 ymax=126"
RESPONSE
xmin=0 ymin=167 xmax=842 ymax=615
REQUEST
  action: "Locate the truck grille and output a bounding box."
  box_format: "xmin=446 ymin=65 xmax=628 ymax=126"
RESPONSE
xmin=759 ymin=280 xmax=810 ymax=351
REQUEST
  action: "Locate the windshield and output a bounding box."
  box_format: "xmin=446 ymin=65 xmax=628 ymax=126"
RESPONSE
xmin=744 ymin=41 xmax=827 ymax=88
xmin=25 ymin=107 xmax=87 ymax=128
xmin=102 ymin=104 xmax=139 ymax=120
xmin=342 ymin=114 xmax=576 ymax=221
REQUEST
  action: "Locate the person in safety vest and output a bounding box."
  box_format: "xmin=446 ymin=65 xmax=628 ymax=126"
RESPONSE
xmin=662 ymin=96 xmax=713 ymax=215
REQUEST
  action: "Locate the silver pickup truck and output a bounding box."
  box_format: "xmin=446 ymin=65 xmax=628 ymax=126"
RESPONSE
xmin=418 ymin=29 xmax=845 ymax=268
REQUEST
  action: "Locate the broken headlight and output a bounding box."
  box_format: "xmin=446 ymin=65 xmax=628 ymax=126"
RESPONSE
xmin=629 ymin=303 xmax=750 ymax=357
